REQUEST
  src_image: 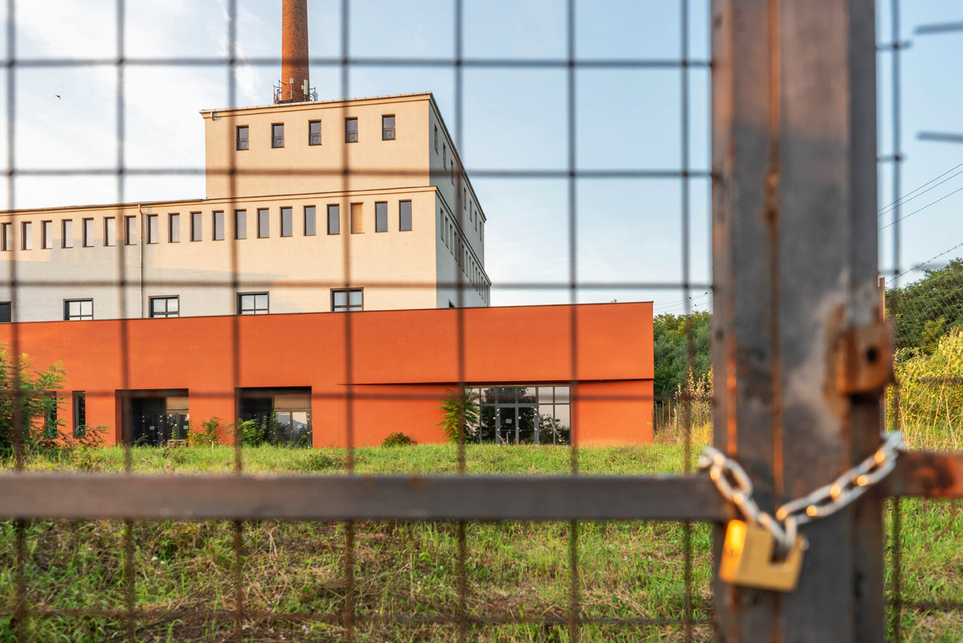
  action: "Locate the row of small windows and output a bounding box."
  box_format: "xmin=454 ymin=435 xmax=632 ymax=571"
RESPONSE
xmin=441 ymin=209 xmax=489 ymax=303
xmin=0 ymin=289 xmax=368 ymax=323
xmin=0 ymin=202 xmax=414 ymax=250
xmin=236 ymin=115 xmax=396 ymax=150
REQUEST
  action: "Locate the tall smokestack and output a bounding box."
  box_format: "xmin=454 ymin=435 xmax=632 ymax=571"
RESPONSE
xmin=280 ymin=0 xmax=309 ymax=102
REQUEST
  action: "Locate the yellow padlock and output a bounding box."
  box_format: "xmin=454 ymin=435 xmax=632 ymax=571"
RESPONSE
xmin=718 ymin=520 xmax=807 ymax=592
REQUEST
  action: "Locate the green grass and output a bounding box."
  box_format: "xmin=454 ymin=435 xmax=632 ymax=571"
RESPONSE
xmin=0 ymin=444 xmax=959 ymax=641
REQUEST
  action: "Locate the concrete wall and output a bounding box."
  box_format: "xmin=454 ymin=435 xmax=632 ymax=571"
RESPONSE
xmin=0 ymin=184 xmax=493 ymax=320
xmin=203 ymin=93 xmax=433 ymax=200
xmin=0 ymin=302 xmax=654 ymax=447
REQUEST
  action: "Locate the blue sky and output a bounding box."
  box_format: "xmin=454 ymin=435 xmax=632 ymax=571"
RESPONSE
xmin=0 ymin=1 xmax=958 ymax=314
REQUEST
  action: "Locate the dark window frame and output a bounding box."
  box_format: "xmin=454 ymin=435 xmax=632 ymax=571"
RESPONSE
xmin=62 ymin=220 xmax=73 ymax=249
xmin=271 ymin=123 xmax=284 ymax=148
xmin=345 ymin=117 xmax=358 ymax=143
xmin=213 ymin=211 xmax=225 ymax=241
xmin=41 ymin=220 xmax=52 ymax=249
xmin=399 ymin=200 xmax=412 ymax=232
xmin=234 ymin=210 xmax=247 ymax=240
xmin=191 ymin=212 xmax=202 ymax=241
xmin=21 ymin=221 xmax=31 ymax=250
xmin=104 ymin=217 xmax=116 ymax=247
xmin=124 ymin=216 xmax=136 ymax=245
xmin=149 ymin=296 xmax=180 ymax=319
xmin=331 ymin=288 xmax=363 ymax=313
xmin=382 ymin=114 xmax=395 ymax=140
xmin=72 ymin=391 xmax=86 ymax=439
xmin=304 ymin=206 xmax=316 ymax=236
xmin=280 ymin=207 xmax=293 ymax=237
xmin=64 ymin=298 xmax=94 ymax=321
xmin=257 ymin=208 xmax=270 ymax=238
xmin=236 ymin=125 xmax=249 ymax=150
xmin=308 ymin=120 xmax=321 ymax=145
xmin=82 ymin=218 xmax=95 ymax=247
xmin=375 ymin=201 xmax=388 ymax=233
xmin=0 ymin=301 xmax=10 ymax=323
xmin=237 ymin=292 xmax=269 ymax=315
xmin=327 ymin=204 xmax=340 ymax=235
xmin=169 ymin=213 xmax=180 ymax=243
xmin=146 ymin=214 xmax=159 ymax=244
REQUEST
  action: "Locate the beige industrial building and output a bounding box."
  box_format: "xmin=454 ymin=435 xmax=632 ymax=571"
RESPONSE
xmin=0 ymin=91 xmax=490 ymax=323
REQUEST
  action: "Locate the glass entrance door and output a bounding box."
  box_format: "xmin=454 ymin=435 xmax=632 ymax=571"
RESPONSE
xmin=496 ymin=405 xmax=538 ymax=444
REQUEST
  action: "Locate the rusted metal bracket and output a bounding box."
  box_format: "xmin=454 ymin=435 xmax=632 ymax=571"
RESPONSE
xmin=836 ymin=321 xmax=894 ymax=395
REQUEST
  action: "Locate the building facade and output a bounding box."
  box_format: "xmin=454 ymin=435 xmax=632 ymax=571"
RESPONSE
xmin=0 ymin=303 xmax=654 ymax=447
xmin=0 ymin=92 xmax=489 ymax=323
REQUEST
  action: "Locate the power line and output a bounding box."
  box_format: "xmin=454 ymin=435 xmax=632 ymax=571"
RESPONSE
xmin=878 ymin=183 xmax=963 ymax=231
xmin=877 ymin=163 xmax=963 ymax=218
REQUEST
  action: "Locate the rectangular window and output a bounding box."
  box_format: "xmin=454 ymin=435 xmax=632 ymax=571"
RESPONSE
xmin=234 ymin=210 xmax=247 ymax=239
xmin=169 ymin=213 xmax=180 ymax=243
xmin=42 ymin=221 xmax=52 ymax=249
xmin=43 ymin=392 xmax=57 ymax=439
xmin=304 ymin=206 xmax=316 ymax=236
xmin=62 ymin=220 xmax=73 ymax=248
xmin=0 ymin=301 xmax=10 ymax=323
xmin=104 ymin=217 xmax=116 ymax=246
xmin=257 ymin=208 xmax=269 ymax=238
xmin=327 ymin=204 xmax=340 ymax=235
xmin=236 ymin=125 xmax=249 ymax=150
xmin=238 ymin=292 xmax=269 ymax=315
xmin=382 ymin=114 xmax=395 ymax=140
xmin=213 ymin=211 xmax=225 ymax=240
xmin=332 ymin=289 xmax=363 ymax=312
xmin=146 ymin=214 xmax=158 ymax=244
xmin=150 ymin=296 xmax=179 ymax=318
xmin=375 ymin=202 xmax=388 ymax=232
xmin=82 ymin=218 xmax=94 ymax=247
xmin=309 ymin=120 xmax=321 ymax=145
xmin=345 ymin=117 xmax=358 ymax=143
xmin=350 ymin=203 xmax=363 ymax=234
xmin=272 ymin=123 xmax=284 ymax=148
xmin=124 ymin=216 xmax=136 ymax=245
xmin=72 ymin=391 xmax=86 ymax=438
xmin=191 ymin=212 xmax=202 ymax=241
xmin=64 ymin=299 xmax=93 ymax=321
xmin=1 ymin=223 xmax=14 ymax=251
xmin=21 ymin=221 xmax=31 ymax=250
xmin=280 ymin=207 xmax=293 ymax=237
xmin=434 ymin=125 xmax=438 ymax=152
xmin=399 ymin=201 xmax=412 ymax=231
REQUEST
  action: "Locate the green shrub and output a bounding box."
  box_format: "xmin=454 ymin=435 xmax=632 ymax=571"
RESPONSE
xmin=438 ymin=390 xmax=479 ymax=443
xmin=188 ymin=417 xmax=222 ymax=447
xmin=382 ymin=432 xmax=417 ymax=447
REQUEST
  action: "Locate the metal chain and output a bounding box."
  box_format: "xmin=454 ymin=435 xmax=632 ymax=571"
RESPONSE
xmin=699 ymin=432 xmax=905 ymax=555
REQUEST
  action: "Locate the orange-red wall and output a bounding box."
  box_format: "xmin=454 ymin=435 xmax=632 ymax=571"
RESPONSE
xmin=0 ymin=302 xmax=654 ymax=446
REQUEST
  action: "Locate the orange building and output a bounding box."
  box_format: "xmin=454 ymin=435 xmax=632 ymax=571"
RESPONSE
xmin=0 ymin=302 xmax=653 ymax=447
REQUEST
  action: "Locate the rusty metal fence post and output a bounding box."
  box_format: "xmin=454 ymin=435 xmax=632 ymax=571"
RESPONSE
xmin=711 ymin=0 xmax=885 ymax=640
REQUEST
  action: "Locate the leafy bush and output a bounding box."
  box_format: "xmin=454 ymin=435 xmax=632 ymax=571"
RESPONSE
xmin=382 ymin=432 xmax=417 ymax=447
xmin=188 ymin=417 xmax=222 ymax=447
xmin=438 ymin=390 xmax=479 ymax=443
xmin=0 ymin=346 xmax=68 ymax=456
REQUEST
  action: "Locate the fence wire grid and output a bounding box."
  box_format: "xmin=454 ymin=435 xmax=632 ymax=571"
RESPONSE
xmin=0 ymin=0 xmax=959 ymax=641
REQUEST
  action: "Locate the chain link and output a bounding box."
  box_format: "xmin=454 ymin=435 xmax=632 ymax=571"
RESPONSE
xmin=699 ymin=432 xmax=904 ymax=556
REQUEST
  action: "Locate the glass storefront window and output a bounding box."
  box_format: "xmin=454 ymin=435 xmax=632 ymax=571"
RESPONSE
xmin=468 ymin=385 xmax=573 ymax=446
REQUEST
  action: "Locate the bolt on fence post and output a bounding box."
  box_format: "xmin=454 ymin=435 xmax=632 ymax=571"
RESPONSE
xmin=711 ymin=0 xmax=885 ymax=640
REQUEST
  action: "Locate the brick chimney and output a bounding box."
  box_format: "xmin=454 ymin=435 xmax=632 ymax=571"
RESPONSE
xmin=279 ymin=0 xmax=309 ymax=102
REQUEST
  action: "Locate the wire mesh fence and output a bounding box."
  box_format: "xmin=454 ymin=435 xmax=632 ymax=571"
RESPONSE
xmin=0 ymin=0 xmax=712 ymax=641
xmin=1 ymin=0 xmax=961 ymax=640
